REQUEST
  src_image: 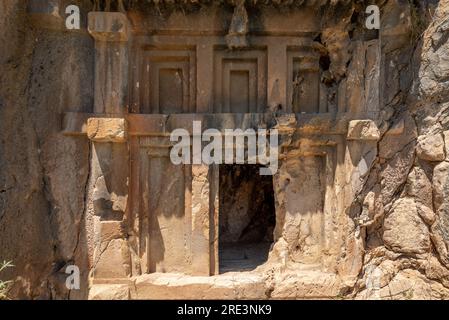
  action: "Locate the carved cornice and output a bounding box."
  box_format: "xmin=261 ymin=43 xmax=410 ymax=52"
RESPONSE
xmin=137 ymin=0 xmax=354 ymax=7
xmin=92 ymin=0 xmax=356 ymax=12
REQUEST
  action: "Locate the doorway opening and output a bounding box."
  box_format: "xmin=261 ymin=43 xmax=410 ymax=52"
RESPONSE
xmin=219 ymin=164 xmax=276 ymax=273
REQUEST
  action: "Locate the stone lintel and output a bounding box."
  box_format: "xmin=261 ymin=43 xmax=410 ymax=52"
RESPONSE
xmin=88 ymin=12 xmax=129 ymax=42
xmin=347 ymin=120 xmax=380 ymax=141
xmin=87 ymin=117 xmax=128 ymax=143
xmin=63 ymin=112 xmax=372 ymax=137
xmin=126 ymin=113 xmax=350 ymax=135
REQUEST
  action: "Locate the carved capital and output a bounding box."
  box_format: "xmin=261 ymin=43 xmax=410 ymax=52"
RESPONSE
xmin=27 ymin=0 xmax=64 ymax=30
xmin=347 ymin=120 xmax=380 ymax=141
xmin=87 ymin=117 xmax=128 ymax=143
xmin=88 ymin=12 xmax=129 ymax=42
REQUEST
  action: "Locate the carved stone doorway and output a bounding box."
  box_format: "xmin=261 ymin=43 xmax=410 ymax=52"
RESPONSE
xmin=218 ymin=164 xmax=275 ymax=273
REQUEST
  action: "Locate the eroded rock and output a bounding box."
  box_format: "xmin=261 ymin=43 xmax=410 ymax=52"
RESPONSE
xmin=416 ymin=134 xmax=446 ymax=161
xmin=347 ymin=120 xmax=380 ymax=141
xmin=383 ymin=197 xmax=430 ymax=254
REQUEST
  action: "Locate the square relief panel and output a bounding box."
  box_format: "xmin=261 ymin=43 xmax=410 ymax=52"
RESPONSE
xmin=139 ymin=48 xmax=196 ymax=114
xmin=214 ymin=49 xmax=267 ymax=113
xmin=287 ymin=48 xmax=324 ymax=114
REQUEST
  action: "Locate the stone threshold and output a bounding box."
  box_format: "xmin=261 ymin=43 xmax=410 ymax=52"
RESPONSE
xmin=89 ymin=269 xmax=344 ymax=300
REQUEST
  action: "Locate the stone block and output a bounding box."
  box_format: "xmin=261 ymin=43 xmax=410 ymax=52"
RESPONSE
xmin=94 ymin=239 xmax=131 ymax=279
xmin=100 ymin=221 xmax=124 ymax=243
xmin=383 ymin=197 xmax=430 ymax=254
xmin=406 ymin=166 xmax=433 ymax=208
xmin=433 ymin=161 xmax=449 ymax=211
xmin=87 ymin=118 xmax=127 ymax=143
xmin=416 ymin=133 xmax=445 ymax=161
xmin=347 ymin=120 xmax=380 ymax=141
xmin=134 ymin=273 xmax=266 ymax=299
xmin=270 ymin=271 xmax=342 ymax=299
xmin=88 ymin=12 xmax=129 ymax=42
xmin=89 ymin=284 xmax=130 ymax=300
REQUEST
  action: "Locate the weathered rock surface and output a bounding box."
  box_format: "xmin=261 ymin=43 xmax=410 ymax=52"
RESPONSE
xmin=347 ymin=120 xmax=380 ymax=141
xmin=0 ymin=0 xmax=93 ymax=299
xmin=383 ymin=197 xmax=430 ymax=254
xmin=416 ymin=134 xmax=446 ymax=161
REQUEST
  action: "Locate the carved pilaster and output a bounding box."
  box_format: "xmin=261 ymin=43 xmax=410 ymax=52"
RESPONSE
xmin=87 ymin=12 xmax=131 ymax=280
xmin=88 ymin=12 xmax=129 ymax=114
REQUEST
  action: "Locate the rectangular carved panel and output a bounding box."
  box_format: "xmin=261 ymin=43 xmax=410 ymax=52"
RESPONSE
xmin=130 ymin=136 xmax=219 ymax=276
xmin=138 ymin=48 xmax=196 ymax=114
xmin=287 ymin=48 xmax=321 ymax=114
xmin=135 ymin=137 xmax=192 ymax=274
xmin=158 ymin=68 xmax=184 ymax=114
xmin=280 ymin=155 xmax=326 ymax=264
xmin=230 ymin=70 xmax=250 ymax=112
xmin=214 ymin=49 xmax=267 ymax=113
xmin=147 ymin=156 xmax=187 ymax=273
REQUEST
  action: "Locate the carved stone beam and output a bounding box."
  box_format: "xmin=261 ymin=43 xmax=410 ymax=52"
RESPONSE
xmin=87 ymin=12 xmax=131 ymax=280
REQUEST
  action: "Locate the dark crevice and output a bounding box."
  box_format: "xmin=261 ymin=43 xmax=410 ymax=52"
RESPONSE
xmin=218 ymin=164 xmax=275 ymax=273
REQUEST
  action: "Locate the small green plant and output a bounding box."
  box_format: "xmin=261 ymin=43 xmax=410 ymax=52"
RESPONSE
xmin=0 ymin=261 xmax=14 ymax=300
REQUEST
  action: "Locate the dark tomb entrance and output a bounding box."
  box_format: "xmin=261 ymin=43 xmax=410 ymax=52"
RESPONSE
xmin=219 ymin=164 xmax=276 ymax=273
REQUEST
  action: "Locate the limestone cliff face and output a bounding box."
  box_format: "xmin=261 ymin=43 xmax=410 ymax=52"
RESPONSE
xmin=1 ymin=0 xmax=449 ymax=300
xmin=0 ymin=0 xmax=93 ymax=299
xmin=352 ymin=0 xmax=449 ymax=299
xmin=0 ymin=0 xmax=54 ymax=299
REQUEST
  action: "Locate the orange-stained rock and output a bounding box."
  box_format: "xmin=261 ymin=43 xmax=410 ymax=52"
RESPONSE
xmin=87 ymin=118 xmax=127 ymax=143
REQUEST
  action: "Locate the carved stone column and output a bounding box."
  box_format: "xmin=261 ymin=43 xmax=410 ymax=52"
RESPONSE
xmin=191 ymin=164 xmax=219 ymax=276
xmin=87 ymin=12 xmax=131 ymax=280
